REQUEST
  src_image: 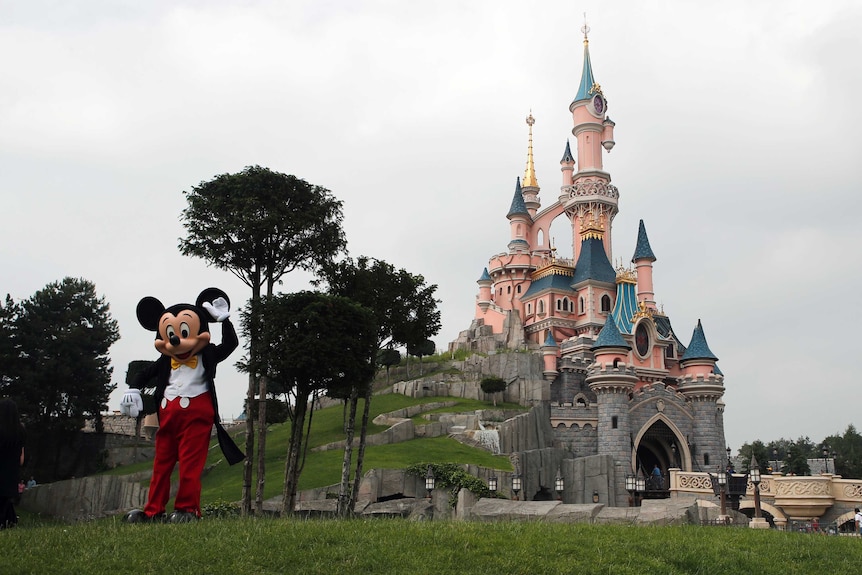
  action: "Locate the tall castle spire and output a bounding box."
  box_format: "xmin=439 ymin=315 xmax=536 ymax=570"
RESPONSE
xmin=521 ymin=112 xmax=540 ymax=215
xmin=523 ymin=113 xmax=538 ymax=188
xmin=573 ymin=18 xmax=596 ymax=103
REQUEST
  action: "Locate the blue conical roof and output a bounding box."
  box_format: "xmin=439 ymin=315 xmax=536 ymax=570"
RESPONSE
xmin=632 ymin=219 xmax=656 ymax=262
xmin=560 ymin=140 xmax=575 ymax=164
xmin=507 ymin=177 xmax=529 ymax=218
xmin=681 ymin=319 xmax=718 ymax=361
xmin=543 ymin=331 xmax=557 ymax=347
xmin=478 ymin=268 xmax=491 ymax=282
xmin=594 ymin=314 xmax=630 ymax=350
xmin=572 ymin=237 xmax=616 ymax=285
xmin=573 ymin=41 xmax=596 ymax=103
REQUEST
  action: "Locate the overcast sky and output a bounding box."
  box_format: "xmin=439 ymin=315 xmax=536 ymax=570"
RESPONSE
xmin=2 ymin=0 xmax=860 ymax=454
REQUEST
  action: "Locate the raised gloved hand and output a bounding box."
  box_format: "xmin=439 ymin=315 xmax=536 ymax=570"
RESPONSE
xmin=202 ymin=297 xmax=230 ymax=322
xmin=120 ymin=388 xmax=143 ymax=418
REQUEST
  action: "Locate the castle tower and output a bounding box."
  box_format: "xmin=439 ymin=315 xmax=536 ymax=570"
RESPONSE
xmin=587 ymin=315 xmax=638 ymax=476
xmin=678 ymin=320 xmax=726 ymax=470
xmin=632 ymin=220 xmax=657 ymax=310
xmin=566 ymin=24 xmax=619 ymax=265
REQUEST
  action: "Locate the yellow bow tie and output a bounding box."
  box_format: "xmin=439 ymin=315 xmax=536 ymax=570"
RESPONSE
xmin=171 ymin=356 xmax=199 ymax=370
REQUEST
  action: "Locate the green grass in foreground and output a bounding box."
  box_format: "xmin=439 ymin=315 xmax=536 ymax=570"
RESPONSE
xmin=3 ymin=518 xmax=861 ymax=575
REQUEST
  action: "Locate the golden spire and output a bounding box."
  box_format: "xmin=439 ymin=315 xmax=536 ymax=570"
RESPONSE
xmin=523 ymin=112 xmax=538 ymax=188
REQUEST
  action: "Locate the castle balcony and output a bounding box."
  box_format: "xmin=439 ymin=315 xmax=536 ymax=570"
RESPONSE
xmin=668 ymin=469 xmax=861 ymax=527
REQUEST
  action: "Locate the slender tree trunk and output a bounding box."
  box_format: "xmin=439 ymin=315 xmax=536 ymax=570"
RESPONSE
xmin=349 ymin=383 xmax=373 ymax=511
xmin=283 ymin=390 xmax=308 ymax=515
xmin=337 ymin=385 xmax=360 ymax=516
xmin=255 ymin=375 xmax=267 ymax=513
xmin=241 ymin=275 xmax=262 ymax=516
xmin=255 ymin=276 xmax=276 ymax=513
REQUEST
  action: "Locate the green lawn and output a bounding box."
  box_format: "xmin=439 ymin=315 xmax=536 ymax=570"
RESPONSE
xmin=3 ymin=517 xmax=861 ymax=575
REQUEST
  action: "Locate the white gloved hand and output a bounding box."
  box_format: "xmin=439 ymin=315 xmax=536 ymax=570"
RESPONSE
xmin=120 ymin=388 xmax=143 ymax=418
xmin=202 ymin=297 xmax=230 ymax=321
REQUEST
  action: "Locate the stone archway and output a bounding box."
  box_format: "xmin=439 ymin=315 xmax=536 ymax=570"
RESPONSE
xmin=632 ymin=415 xmax=690 ymax=496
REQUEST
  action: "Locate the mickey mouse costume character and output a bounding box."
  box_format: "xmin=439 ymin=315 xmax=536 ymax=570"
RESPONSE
xmin=120 ymin=287 xmax=244 ymax=523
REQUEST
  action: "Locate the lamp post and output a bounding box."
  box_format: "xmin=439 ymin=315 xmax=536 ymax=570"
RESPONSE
xmin=636 ymin=472 xmax=646 ymax=507
xmin=821 ymin=444 xmax=829 ymax=474
xmin=425 ymin=465 xmax=435 ymax=500
xmin=554 ymin=469 xmax=564 ymax=501
xmin=717 ymin=468 xmax=728 ymax=523
xmin=772 ymin=447 xmax=779 ymax=474
xmin=749 ymin=455 xmax=768 ymax=529
xmin=488 ymin=476 xmax=498 ymax=495
xmin=592 ymin=490 xmax=600 ymax=504
xmin=511 ymin=469 xmax=522 ymax=501
xmin=626 ymin=474 xmax=636 ymax=507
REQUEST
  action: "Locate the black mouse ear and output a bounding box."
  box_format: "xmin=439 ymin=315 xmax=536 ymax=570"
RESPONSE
xmin=196 ymin=287 xmax=230 ymax=310
xmin=136 ymin=297 xmax=166 ymax=331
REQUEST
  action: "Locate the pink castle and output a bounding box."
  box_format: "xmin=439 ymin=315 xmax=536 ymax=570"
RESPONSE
xmin=450 ymin=26 xmax=727 ymax=490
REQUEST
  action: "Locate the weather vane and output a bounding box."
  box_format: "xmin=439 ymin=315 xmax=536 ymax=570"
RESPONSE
xmin=581 ymin=13 xmax=590 ymax=41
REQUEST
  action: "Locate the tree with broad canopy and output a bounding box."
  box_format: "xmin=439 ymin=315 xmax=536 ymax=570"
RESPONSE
xmin=179 ymin=165 xmax=346 ymax=515
xmin=0 ymin=278 xmax=119 ymax=479
xmin=315 ymin=256 xmax=440 ymax=515
xmin=240 ymin=291 xmax=377 ymax=515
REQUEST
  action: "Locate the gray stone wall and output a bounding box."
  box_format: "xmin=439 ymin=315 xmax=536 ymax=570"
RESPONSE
xmin=551 ymin=420 xmax=598 ymax=459
xmin=20 ymin=475 xmax=147 ymax=521
xmin=688 ymin=397 xmax=725 ymax=470
xmin=497 ymin=404 xmax=555 ymax=454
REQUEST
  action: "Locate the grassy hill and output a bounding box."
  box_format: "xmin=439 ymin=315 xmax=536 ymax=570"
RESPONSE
xmin=106 ymin=390 xmax=520 ymax=506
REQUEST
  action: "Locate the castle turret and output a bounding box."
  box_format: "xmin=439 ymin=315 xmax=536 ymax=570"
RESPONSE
xmin=632 ymin=219 xmax=657 ymax=310
xmin=588 ymin=315 xmax=638 ymax=480
xmin=560 ymin=140 xmax=575 ymax=191
xmin=678 ymin=319 xmax=725 ymax=471
xmin=507 ymin=178 xmax=531 ymax=253
xmin=476 ymin=268 xmax=493 ymax=313
xmin=541 ymin=331 xmax=559 ymax=381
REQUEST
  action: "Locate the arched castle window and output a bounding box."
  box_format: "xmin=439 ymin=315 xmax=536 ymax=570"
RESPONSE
xmin=704 ymin=454 xmax=710 ymax=466
xmin=538 ymin=300 xmax=545 ymax=315
xmin=578 ymin=297 xmax=585 ymax=314
xmin=516 ymin=223 xmax=523 ymax=237
xmin=526 ymin=303 xmax=532 ymax=315
xmin=612 ymin=415 xmax=618 ymax=429
xmin=517 ymin=285 xmax=522 ymax=294
xmin=537 ymin=229 xmax=545 ymax=246
xmin=507 ymin=286 xmax=511 ymax=294
xmin=601 ymin=294 xmax=611 ymax=312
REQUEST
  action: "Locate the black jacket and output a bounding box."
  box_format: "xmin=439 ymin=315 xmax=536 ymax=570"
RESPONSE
xmin=132 ymin=319 xmax=244 ymax=465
